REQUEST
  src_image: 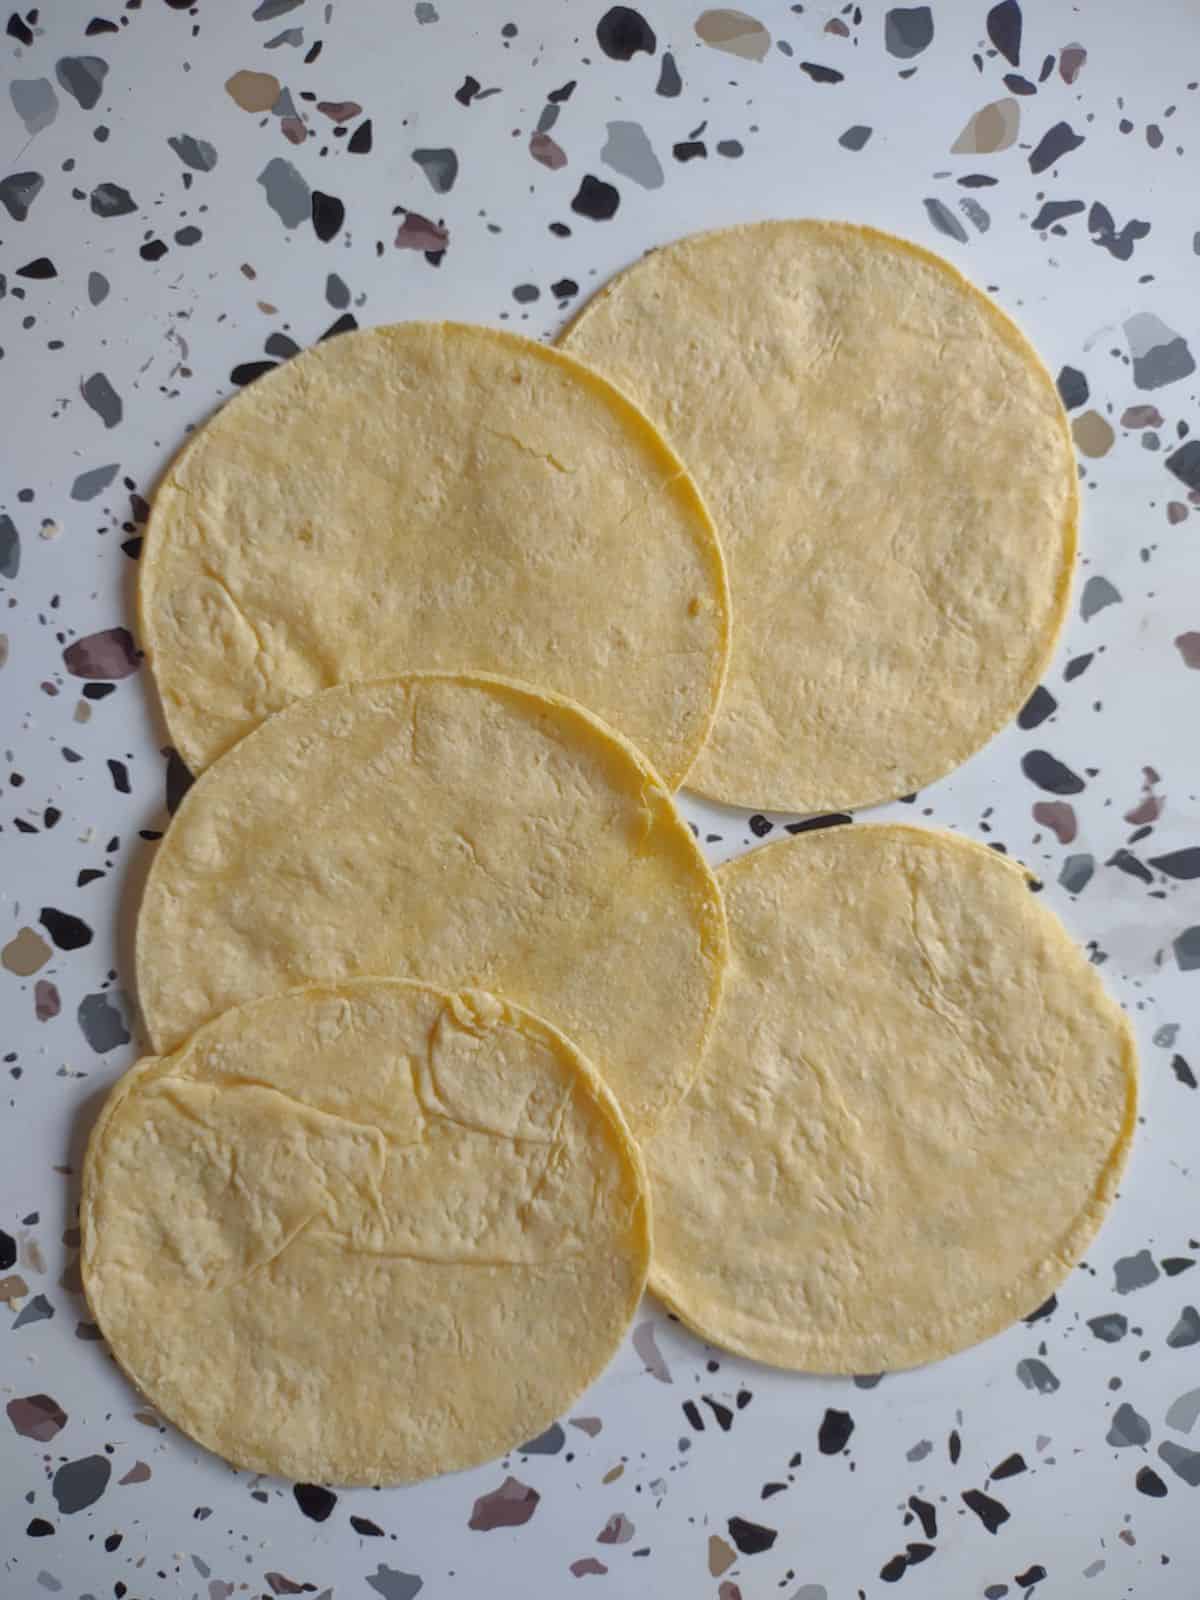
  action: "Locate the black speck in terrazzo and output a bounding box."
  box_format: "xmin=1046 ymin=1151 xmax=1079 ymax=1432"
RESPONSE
xmin=1167 ymin=1306 xmax=1200 ymax=1348
xmin=1031 ymin=199 xmax=1086 ymax=231
xmin=1021 ymin=750 xmax=1084 ymax=796
xmin=673 ymin=139 xmax=707 ymax=162
xmin=52 ymin=1454 xmax=112 ymax=1514
xmin=727 ymin=1515 xmax=777 ymax=1555
xmin=1136 ymin=1465 xmax=1169 ymax=1497
xmin=1017 ymin=685 xmax=1056 ymax=730
xmin=80 ymin=371 xmax=123 ymax=429
xmin=412 ymin=147 xmax=459 ymax=194
xmin=571 ymin=174 xmax=620 ymax=220
xmin=265 ymin=332 xmax=301 ymax=360
xmin=880 ymin=1553 xmax=908 ymax=1583
xmin=512 ymin=283 xmax=539 ymax=304
xmin=884 ymin=7 xmax=933 ymax=60
xmin=231 ymin=359 xmax=279 ymax=387
xmin=140 ymin=238 xmax=169 ymax=263
xmin=1004 ymin=72 xmax=1037 ymax=95
xmin=962 ymin=1488 xmax=1010 ymax=1533
xmin=682 ymin=1399 xmax=705 ymax=1431
xmin=986 ymin=0 xmax=1022 ymax=67
xmin=311 ymin=190 xmax=345 ymax=242
xmin=26 ymin=1517 xmax=55 ymax=1538
xmin=1016 ymin=1357 xmax=1060 ymax=1394
xmin=1166 ymin=440 xmax=1200 ymax=491
xmin=909 ymin=1495 xmax=937 ymax=1537
xmin=352 ymin=1515 xmax=385 ymax=1536
xmin=348 ymin=118 xmax=373 ymax=154
xmin=784 ymin=812 xmax=853 ymax=836
xmin=1162 ymin=1257 xmax=1195 ymax=1277
xmin=1115 ymin=1250 xmax=1161 ymax=1294
xmin=800 ymin=61 xmax=844 ymax=85
xmin=320 ymin=312 xmax=359 ymax=341
xmin=294 ymin=1482 xmax=337 ymax=1521
xmin=1107 ymin=848 xmax=1154 ymax=885
xmin=64 ymin=625 xmax=138 ymax=678
xmin=17 ymin=256 xmax=57 ymax=280
xmin=55 ymin=55 xmax=109 ymax=112
xmin=39 ymin=907 xmax=94 ymax=951
xmin=991 ymin=1452 xmax=1027 ymax=1480
xmin=595 ymin=6 xmax=656 ymax=61
xmin=0 ymin=514 xmax=19 ymax=579
xmin=1056 ymin=365 xmax=1089 ymax=410
xmin=551 ymin=277 xmax=579 ymax=299
xmin=0 ymin=171 xmax=44 ymax=223
xmin=6 ymin=11 xmax=34 ymax=46
xmin=1171 ymin=1055 xmax=1197 ymax=1089
xmin=655 ymin=51 xmax=682 ymax=97
xmin=818 ymin=1408 xmax=854 ymax=1454
xmin=702 ymin=1396 xmax=734 ymax=1431
xmin=1028 ymin=120 xmax=1085 ymax=174
xmin=1014 ymin=1566 xmax=1047 ymax=1589
xmin=0 ymin=1228 xmax=15 ymax=1270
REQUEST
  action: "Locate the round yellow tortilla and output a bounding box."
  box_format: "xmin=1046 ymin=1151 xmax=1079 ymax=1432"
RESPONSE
xmin=560 ymin=222 xmax=1077 ymax=811
xmin=136 ymin=672 xmax=727 ymax=1136
xmin=647 ymin=824 xmax=1137 ymax=1371
xmin=82 ymin=979 xmax=650 ymax=1484
xmin=140 ymin=320 xmax=730 ymax=788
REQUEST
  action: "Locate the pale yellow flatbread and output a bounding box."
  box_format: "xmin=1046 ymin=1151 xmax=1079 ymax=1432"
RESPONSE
xmin=136 ymin=672 xmax=727 ymax=1136
xmin=82 ymin=979 xmax=650 ymax=1484
xmin=140 ymin=320 xmax=730 ymax=788
xmin=560 ymin=222 xmax=1077 ymax=811
xmin=648 ymin=824 xmax=1137 ymax=1371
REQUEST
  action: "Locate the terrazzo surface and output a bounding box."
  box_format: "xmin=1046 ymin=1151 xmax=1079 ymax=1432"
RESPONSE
xmin=2 ymin=1 xmax=1200 ymax=1595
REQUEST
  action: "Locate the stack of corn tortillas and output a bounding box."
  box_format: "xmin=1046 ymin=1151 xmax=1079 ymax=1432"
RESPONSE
xmin=82 ymin=221 xmax=1137 ymax=1488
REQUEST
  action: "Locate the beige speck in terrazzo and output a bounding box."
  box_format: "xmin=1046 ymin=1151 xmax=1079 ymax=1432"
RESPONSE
xmin=2 ymin=926 xmax=52 ymax=977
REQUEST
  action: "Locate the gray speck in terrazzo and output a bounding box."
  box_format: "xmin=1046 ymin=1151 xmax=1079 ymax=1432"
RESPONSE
xmin=923 ymin=198 xmax=968 ymax=244
xmin=12 ymin=1294 xmax=54 ymax=1329
xmin=10 ymin=77 xmax=59 ymax=135
xmin=1154 ymin=1023 xmax=1181 ymax=1048
xmin=411 ymin=148 xmax=459 ymax=194
xmin=884 ymin=7 xmax=933 ymax=60
xmin=90 ymin=182 xmax=137 ymax=219
xmin=55 ymin=56 xmax=109 ymax=112
xmin=519 ymin=1422 xmax=565 ymax=1455
xmin=52 ymin=1455 xmax=112 ymax=1514
xmin=1088 ymin=1313 xmax=1128 ymax=1342
xmin=1059 ymin=854 xmax=1094 ymax=894
xmin=1107 ymin=1402 xmax=1151 ymax=1447
xmin=1115 ymin=1249 xmax=1161 ymax=1294
xmin=0 ymin=514 xmax=19 ymax=579
xmin=1168 ymin=1306 xmax=1200 ymax=1348
xmin=415 ymin=2 xmax=439 ymax=20
xmin=365 ymin=1570 xmax=423 ymax=1600
xmin=632 ymin=1320 xmax=672 ymax=1383
xmin=655 ymin=50 xmax=682 ymax=96
xmin=168 ymin=134 xmax=218 ymax=173
xmin=789 ymin=1589 xmax=829 ymax=1600
xmin=80 ymin=373 xmax=123 ymax=430
xmin=959 ymin=196 xmax=990 ymax=233
xmin=1123 ymin=312 xmax=1197 ymax=390
xmin=326 ymin=272 xmax=351 ymax=309
xmin=1080 ymin=575 xmax=1121 ymax=621
xmin=77 ymin=991 xmax=132 ymax=1054
xmin=87 ymin=271 xmax=109 ymax=306
xmin=905 ymin=1439 xmax=933 ymax=1461
xmin=252 ymin=0 xmax=305 ymax=19
xmin=838 ymin=125 xmax=872 ymax=151
xmin=71 ymin=463 xmax=120 ymax=502
xmin=1028 ymin=120 xmax=1085 ymax=175
xmin=1165 ymin=1387 xmax=1200 ymax=1433
xmin=265 ymin=27 xmax=305 ymax=47
xmin=258 ymin=157 xmax=311 ymax=229
xmin=1174 ymin=927 xmax=1200 ymax=972
xmin=0 ymin=172 xmax=44 ymax=222
xmin=1016 ymin=1358 xmax=1060 ymax=1394
xmin=1165 ymin=440 xmax=1200 ymax=491
xmin=600 ymin=121 xmax=664 ymax=189
xmin=1158 ymin=1439 xmax=1200 ymax=1485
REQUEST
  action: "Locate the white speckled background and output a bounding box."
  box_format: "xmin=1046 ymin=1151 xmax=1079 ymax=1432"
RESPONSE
xmin=2 ymin=2 xmax=1199 ymax=1596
